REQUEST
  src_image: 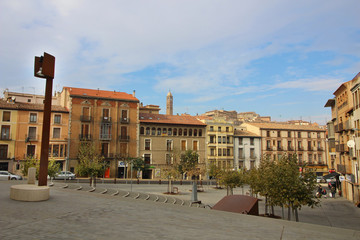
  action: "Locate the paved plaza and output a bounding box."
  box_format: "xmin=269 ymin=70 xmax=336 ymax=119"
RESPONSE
xmin=1 ymin=180 xmax=360 ymax=240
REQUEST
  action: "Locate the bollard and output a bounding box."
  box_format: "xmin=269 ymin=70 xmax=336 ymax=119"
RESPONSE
xmin=27 ymin=167 xmax=36 ymax=184
xmin=180 ymin=180 xmax=182 ymax=185
xmin=159 ymin=179 xmax=161 ymax=185
xmin=114 ymin=178 xmax=116 ymax=184
xmin=137 ymin=179 xmax=140 ymax=184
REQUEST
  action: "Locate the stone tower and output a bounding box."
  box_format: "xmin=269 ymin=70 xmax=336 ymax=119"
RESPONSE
xmin=166 ymin=90 xmax=173 ymax=115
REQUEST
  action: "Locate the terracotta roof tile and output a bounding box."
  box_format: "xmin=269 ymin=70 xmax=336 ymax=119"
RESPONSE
xmin=234 ymin=129 xmax=260 ymax=137
xmin=64 ymin=87 xmax=139 ymax=102
xmin=140 ymin=113 xmax=207 ymax=126
xmin=0 ymin=100 xmax=68 ymax=112
xmin=244 ymin=122 xmax=325 ymax=131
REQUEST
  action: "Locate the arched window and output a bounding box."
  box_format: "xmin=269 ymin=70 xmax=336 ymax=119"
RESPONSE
xmin=184 ymin=129 xmax=188 ymax=136
xmin=173 ymin=128 xmax=177 ymax=136
xmin=168 ymin=128 xmax=172 ymax=136
xmin=163 ymin=128 xmax=167 ymax=135
xmin=146 ymin=127 xmax=150 ymax=135
xmin=194 ymin=129 xmax=197 ymax=136
xmin=140 ymin=127 xmax=144 ymax=135
xmin=179 ymin=129 xmax=182 ymax=136
xmin=199 ymin=129 xmax=202 ymax=137
xmin=151 ymin=127 xmax=156 ymax=135
xmin=157 ymin=128 xmax=161 ymax=135
xmin=189 ymin=129 xmax=192 ymax=136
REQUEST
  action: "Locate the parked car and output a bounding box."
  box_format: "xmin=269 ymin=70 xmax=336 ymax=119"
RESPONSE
xmin=53 ymin=171 xmax=76 ymax=180
xmin=0 ymin=171 xmax=23 ymax=180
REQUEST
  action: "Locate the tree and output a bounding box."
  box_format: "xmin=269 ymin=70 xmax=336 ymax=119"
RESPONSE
xmin=208 ymin=163 xmax=223 ymax=188
xmin=21 ymin=156 xmax=38 ymax=177
xmin=177 ymin=150 xmax=199 ymax=180
xmin=76 ymin=142 xmax=105 ymax=186
xmin=47 ymin=159 xmax=60 ymax=181
xmin=130 ymin=157 xmax=145 ymax=179
xmin=219 ymin=170 xmax=246 ymax=195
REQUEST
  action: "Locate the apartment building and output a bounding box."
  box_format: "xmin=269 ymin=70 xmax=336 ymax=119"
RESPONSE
xmin=139 ymin=113 xmax=206 ymax=179
xmin=198 ymin=117 xmax=235 ymax=170
xmin=351 ymin=72 xmax=360 ymax=185
xmin=241 ymin=122 xmax=327 ymax=173
xmin=325 ymin=76 xmax=358 ymax=176
xmin=0 ymin=99 xmax=69 ymax=173
xmin=58 ymin=87 xmax=139 ymax=178
xmin=233 ymin=128 xmax=261 ymax=170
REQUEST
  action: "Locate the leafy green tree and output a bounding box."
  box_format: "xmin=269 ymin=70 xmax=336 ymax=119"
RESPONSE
xmin=208 ymin=163 xmax=223 ymax=188
xmin=47 ymin=159 xmax=60 ymax=181
xmin=178 ymin=150 xmax=199 ymax=180
xmin=130 ymin=157 xmax=145 ymax=179
xmin=219 ymin=170 xmax=246 ymax=195
xmin=76 ymin=142 xmax=105 ymax=186
xmin=21 ymin=156 xmax=38 ymax=177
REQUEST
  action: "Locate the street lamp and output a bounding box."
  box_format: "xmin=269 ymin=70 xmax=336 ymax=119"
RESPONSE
xmin=34 ymin=52 xmax=55 ymax=186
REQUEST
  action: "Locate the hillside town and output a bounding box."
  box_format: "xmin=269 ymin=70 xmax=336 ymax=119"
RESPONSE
xmin=1 ymin=72 xmax=359 ymax=205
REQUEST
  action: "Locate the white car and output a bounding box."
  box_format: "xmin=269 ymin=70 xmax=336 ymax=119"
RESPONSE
xmin=0 ymin=171 xmax=23 ymax=180
xmin=54 ymin=171 xmax=76 ymax=180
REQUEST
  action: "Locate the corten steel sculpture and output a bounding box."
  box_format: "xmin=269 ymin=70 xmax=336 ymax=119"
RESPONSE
xmin=34 ymin=52 xmax=55 ymax=186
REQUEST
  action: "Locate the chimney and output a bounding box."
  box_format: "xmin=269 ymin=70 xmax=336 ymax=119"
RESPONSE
xmin=133 ymin=90 xmax=136 ymax=97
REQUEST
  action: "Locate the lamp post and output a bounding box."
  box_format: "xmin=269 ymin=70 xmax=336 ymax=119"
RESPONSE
xmin=34 ymin=52 xmax=55 ymax=186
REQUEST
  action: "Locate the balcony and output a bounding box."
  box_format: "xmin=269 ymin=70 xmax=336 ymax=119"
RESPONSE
xmin=298 ymin=146 xmax=304 ymax=151
xmin=266 ymin=147 xmax=273 ymax=151
xmin=336 ymin=144 xmax=345 ymax=152
xmin=99 ymin=134 xmax=112 ymax=140
xmin=287 ymin=146 xmax=294 ymax=151
xmin=250 ymin=154 xmax=256 ymax=159
xmin=79 ymin=134 xmax=92 ymax=141
xmin=101 ymin=116 xmax=112 ymax=123
xmin=0 ymin=134 xmax=12 ymax=141
xmin=239 ymin=154 xmax=245 ymax=160
xmin=80 ymin=115 xmax=92 ymax=122
xmin=277 ymin=146 xmax=283 ymax=151
xmin=120 ymin=118 xmax=129 ymax=124
xmin=25 ymin=134 xmax=39 ymax=142
xmin=317 ymin=147 xmax=324 ymax=151
xmin=119 ymin=135 xmax=130 ymax=142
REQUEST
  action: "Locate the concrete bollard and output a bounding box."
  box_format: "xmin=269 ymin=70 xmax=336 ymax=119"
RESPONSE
xmin=28 ymin=167 xmax=36 ymax=185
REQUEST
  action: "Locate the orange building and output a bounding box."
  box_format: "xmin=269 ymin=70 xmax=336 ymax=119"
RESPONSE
xmin=0 ymin=99 xmax=69 ymax=174
xmin=59 ymin=87 xmax=139 ymax=178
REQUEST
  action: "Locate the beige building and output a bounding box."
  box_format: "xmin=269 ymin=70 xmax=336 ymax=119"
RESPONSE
xmin=198 ymin=117 xmax=235 ymax=170
xmin=139 ymin=113 xmax=206 ymax=179
xmin=241 ymin=122 xmax=327 ymax=173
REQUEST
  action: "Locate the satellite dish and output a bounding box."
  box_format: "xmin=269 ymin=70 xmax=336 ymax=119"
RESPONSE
xmin=347 ymin=140 xmax=355 ymax=148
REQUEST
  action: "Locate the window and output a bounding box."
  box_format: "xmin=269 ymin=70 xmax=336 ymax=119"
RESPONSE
xmin=184 ymin=129 xmax=187 ymax=136
xmin=266 ymin=131 xmax=270 ymax=137
xmin=277 ymin=131 xmax=281 ymax=137
xmin=101 ymin=143 xmax=109 ymax=157
xmin=30 ymin=113 xmax=37 ymax=123
xmin=209 ymin=126 xmax=214 ymax=131
xmin=210 ymin=136 xmax=215 ymax=143
xmin=163 ymin=128 xmax=167 ymax=135
xmin=308 ymin=154 xmax=313 ymax=163
xmin=298 ymin=132 xmax=301 ymax=138
xmin=226 ymin=127 xmax=229 ymax=132
xmin=54 ymin=114 xmax=61 ymax=124
xmin=317 ymin=132 xmax=321 ymax=138
xmin=318 ymin=154 xmax=322 ymax=163
xmin=266 ymin=140 xmax=271 ymax=149
xmin=218 ymin=126 xmax=221 ymax=132
xmin=210 ymin=148 xmax=215 ymax=156
xmin=146 ymin=127 xmax=150 ymax=135
xmin=140 ymin=127 xmax=144 ymax=135
xmin=166 ymin=140 xmax=173 ymax=151
xmin=81 ymin=124 xmax=90 ymax=139
xmin=0 ymin=145 xmax=8 ymax=158
xmin=151 ymin=127 xmax=156 ymax=135
xmin=239 ymin=138 xmax=243 ymax=145
xmin=181 ymin=140 xmax=187 ymax=151
xmin=27 ymin=145 xmax=35 ymax=157
xmin=168 ymin=128 xmax=172 ymax=136
xmin=277 ymin=140 xmax=282 ymax=149
xmin=218 ymin=136 xmax=222 ymax=143
xmin=1 ymin=125 xmax=10 ymax=140
xmin=53 ymin=128 xmax=60 ymax=139
xmin=103 ymin=108 xmax=110 ymax=119
xmin=250 ymin=160 xmax=255 ymax=170
xmin=308 ymin=132 xmax=311 ymax=138
xmin=250 ymin=138 xmax=254 ymax=145
xmin=194 ymin=129 xmax=197 ymax=136
xmin=222 ymin=136 xmax=226 ymax=144
xmin=239 ymin=148 xmax=244 ymax=158
xmin=145 ymin=139 xmax=151 ymax=150
xmin=144 ymin=154 xmax=151 ymax=164
xmin=52 ymin=144 xmax=60 ymax=157
xmin=223 ymin=148 xmax=227 ymax=156
xmin=298 ymin=141 xmax=302 ymax=149
xmin=288 ymin=141 xmax=292 ymax=150
xmin=199 ymin=129 xmax=202 ymax=137
xmin=173 ymin=128 xmax=177 ymax=136
xmin=2 ymin=111 xmax=10 ymax=122
xmin=178 ymin=129 xmax=182 ymax=136
xmin=193 ymin=141 xmax=198 ymax=151
xmin=288 ymin=131 xmax=291 ymax=138
xmin=298 ymin=154 xmax=303 ymax=164
xmin=121 ymin=110 xmax=128 ymax=122
xmin=250 ymin=148 xmax=255 ymax=159
xmin=157 ymin=128 xmax=161 ymax=135
xmin=227 ymin=148 xmax=230 ymax=156
xmin=189 ymin=129 xmax=192 ymax=136
xmin=218 ymin=148 xmax=222 ymax=156
xmin=307 ymin=141 xmax=312 ymax=150
xmin=239 ymin=160 xmax=244 ymax=169
xmin=100 ymin=124 xmax=111 ymax=139
xmin=28 ymin=127 xmax=37 ymax=139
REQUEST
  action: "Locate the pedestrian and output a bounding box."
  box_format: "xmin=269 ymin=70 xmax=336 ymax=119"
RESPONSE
xmin=331 ymin=186 xmax=336 ymax=198
xmin=322 ymin=188 xmax=327 ymax=198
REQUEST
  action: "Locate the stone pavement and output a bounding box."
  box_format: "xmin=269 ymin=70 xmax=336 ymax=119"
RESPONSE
xmin=1 ymin=181 xmax=360 ymax=240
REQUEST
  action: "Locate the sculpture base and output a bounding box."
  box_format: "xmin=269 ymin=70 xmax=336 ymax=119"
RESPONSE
xmin=10 ymin=184 xmax=50 ymax=202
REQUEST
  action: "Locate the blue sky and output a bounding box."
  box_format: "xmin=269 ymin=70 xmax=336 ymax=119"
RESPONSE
xmin=1 ymin=0 xmax=359 ymax=125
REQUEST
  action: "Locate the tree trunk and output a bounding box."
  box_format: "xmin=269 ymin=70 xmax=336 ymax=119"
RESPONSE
xmin=287 ymin=203 xmax=291 ymax=221
xmin=271 ymin=205 xmax=274 ymax=215
xmin=295 ymin=207 xmax=299 ymax=222
xmin=265 ymin=196 xmax=268 ymax=215
xmin=281 ymin=205 xmax=285 ymax=219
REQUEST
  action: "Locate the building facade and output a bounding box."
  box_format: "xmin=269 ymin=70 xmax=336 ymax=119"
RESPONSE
xmin=139 ymin=113 xmax=206 ymax=179
xmin=59 ymin=87 xmax=139 ymax=178
xmin=233 ymin=128 xmax=261 ymax=170
xmin=241 ymin=122 xmax=327 ymax=173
